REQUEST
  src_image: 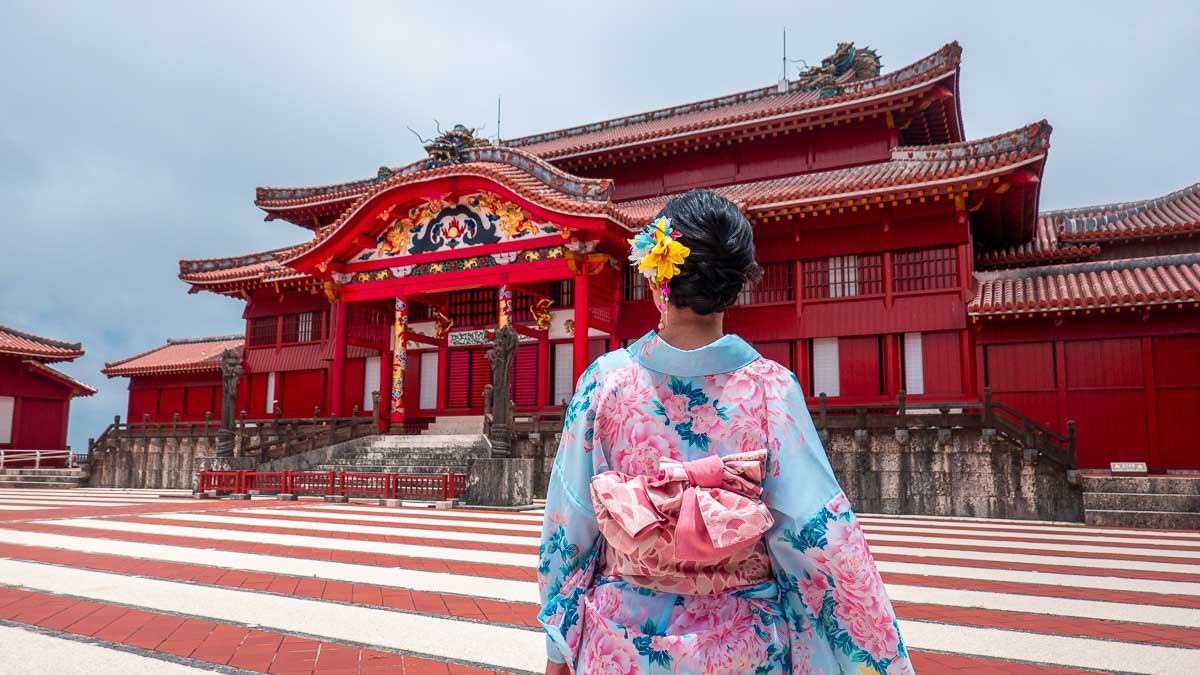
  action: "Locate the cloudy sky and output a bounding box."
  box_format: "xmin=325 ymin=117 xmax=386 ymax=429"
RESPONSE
xmin=1 ymin=1 xmax=1197 ymax=450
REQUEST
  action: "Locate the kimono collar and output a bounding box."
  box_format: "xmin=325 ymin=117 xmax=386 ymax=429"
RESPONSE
xmin=628 ymin=331 xmax=760 ymax=377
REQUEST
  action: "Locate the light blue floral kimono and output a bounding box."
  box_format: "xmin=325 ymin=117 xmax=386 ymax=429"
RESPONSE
xmin=538 ymin=332 xmax=912 ymax=674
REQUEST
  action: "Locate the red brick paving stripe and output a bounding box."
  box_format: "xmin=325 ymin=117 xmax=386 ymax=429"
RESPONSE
xmin=0 ymin=585 xmax=502 ymax=674
xmin=104 ymin=513 xmax=1200 ymax=585
xmin=3 ymin=539 xmax=1199 ymax=651
xmin=861 ymin=524 xmax=1200 ymax=553
xmin=0 ymin=542 xmax=542 ymax=629
xmin=1 ymin=521 xmax=535 ymax=582
xmin=858 ymin=515 xmax=1200 ymax=539
xmin=883 ymin=571 xmax=1200 ymax=610
xmin=0 ymin=497 xmax=294 ymax=523
xmin=909 ymin=650 xmax=1105 ymax=674
xmin=282 ymin=505 xmax=546 ymax=529
xmin=107 ymin=515 xmax=541 ymax=555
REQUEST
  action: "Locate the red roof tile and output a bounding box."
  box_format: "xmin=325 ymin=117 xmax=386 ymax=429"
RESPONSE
xmin=975 ymin=214 xmax=1100 ymax=269
xmin=1050 ymin=182 xmax=1200 ymax=243
xmin=617 ymin=120 xmax=1051 ymax=222
xmin=505 ymin=43 xmax=963 ymax=160
xmin=103 ymin=335 xmax=244 ymax=377
xmin=0 ymin=324 xmax=85 ymax=363
xmin=969 ymin=254 xmax=1200 ymax=316
xmin=23 ymin=361 xmax=96 ymax=396
xmin=178 ymin=244 xmax=310 ymax=288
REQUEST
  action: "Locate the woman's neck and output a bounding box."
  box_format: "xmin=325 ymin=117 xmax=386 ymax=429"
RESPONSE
xmin=657 ymin=310 xmax=725 ymax=351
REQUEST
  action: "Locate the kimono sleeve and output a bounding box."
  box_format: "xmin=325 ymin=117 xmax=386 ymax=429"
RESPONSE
xmin=760 ymin=371 xmax=914 ymax=675
xmin=537 ymin=360 xmax=606 ymax=666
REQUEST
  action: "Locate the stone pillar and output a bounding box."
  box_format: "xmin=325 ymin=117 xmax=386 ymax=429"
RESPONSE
xmin=215 ymin=348 xmax=243 ymax=458
xmin=486 ymin=324 xmax=518 ymax=457
xmin=330 ymin=300 xmax=349 ymax=416
xmin=465 ymin=456 xmax=534 ymax=508
xmin=389 ymin=297 xmax=408 ymax=424
xmin=572 ymin=271 xmax=590 ymax=381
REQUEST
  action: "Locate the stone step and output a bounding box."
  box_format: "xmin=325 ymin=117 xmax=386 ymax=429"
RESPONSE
xmin=0 ymin=475 xmax=84 ymax=485
xmin=1083 ymin=509 xmax=1200 ymax=530
xmin=1078 ymin=474 xmax=1200 ymax=496
xmin=0 ymin=468 xmax=84 ymax=476
xmin=1083 ymin=491 xmax=1200 ymax=513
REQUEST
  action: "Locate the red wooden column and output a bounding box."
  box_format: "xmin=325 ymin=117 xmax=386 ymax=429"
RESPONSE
xmin=536 ymin=333 xmax=550 ymax=409
xmin=330 ymin=301 xmax=349 ymax=416
xmin=436 ymin=340 xmax=450 ymax=411
xmin=573 ymin=270 xmax=590 ymax=381
xmin=389 ymin=297 xmax=408 ymax=424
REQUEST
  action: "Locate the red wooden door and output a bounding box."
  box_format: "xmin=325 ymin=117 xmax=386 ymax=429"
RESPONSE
xmin=1152 ymin=335 xmax=1200 ymax=470
xmin=984 ymin=342 xmax=1059 ymax=432
xmin=839 ymin=335 xmax=881 ymax=399
xmin=1064 ymin=338 xmax=1148 ymax=470
xmin=753 ymin=341 xmax=793 ymax=371
xmin=511 ymin=344 xmax=538 ymax=408
xmin=446 ymin=349 xmax=471 ymax=409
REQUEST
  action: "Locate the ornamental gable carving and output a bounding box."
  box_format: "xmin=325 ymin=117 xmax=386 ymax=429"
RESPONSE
xmin=360 ymin=192 xmax=560 ymax=262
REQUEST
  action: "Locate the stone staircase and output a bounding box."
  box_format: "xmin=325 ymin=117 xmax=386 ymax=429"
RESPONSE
xmin=0 ymin=468 xmax=86 ymax=489
xmin=1081 ymin=473 xmax=1200 ymax=529
xmin=418 ymin=416 xmax=485 ymax=436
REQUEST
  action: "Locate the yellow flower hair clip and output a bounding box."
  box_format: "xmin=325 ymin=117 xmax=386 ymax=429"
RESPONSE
xmin=628 ymin=217 xmax=691 ymax=297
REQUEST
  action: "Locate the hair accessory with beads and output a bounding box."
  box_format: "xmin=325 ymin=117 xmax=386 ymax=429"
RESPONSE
xmin=627 ymin=217 xmax=691 ymax=298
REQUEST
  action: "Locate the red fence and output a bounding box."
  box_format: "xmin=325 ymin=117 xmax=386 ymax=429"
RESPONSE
xmin=197 ymin=470 xmax=466 ymax=501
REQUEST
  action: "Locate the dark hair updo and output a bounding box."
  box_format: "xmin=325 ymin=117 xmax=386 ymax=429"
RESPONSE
xmin=654 ymin=189 xmax=763 ymax=315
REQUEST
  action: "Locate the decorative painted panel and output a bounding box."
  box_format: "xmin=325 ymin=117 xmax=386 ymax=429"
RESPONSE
xmin=366 ymin=192 xmax=560 ymax=261
xmin=344 ymin=246 xmax=565 ymax=285
xmin=391 ymin=298 xmax=408 ymax=417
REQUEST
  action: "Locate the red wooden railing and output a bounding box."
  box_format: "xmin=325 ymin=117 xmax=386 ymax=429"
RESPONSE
xmin=197 ymin=470 xmax=467 ymax=501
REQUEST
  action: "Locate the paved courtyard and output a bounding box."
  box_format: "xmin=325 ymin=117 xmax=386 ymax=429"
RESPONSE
xmin=0 ymin=488 xmax=1195 ymax=674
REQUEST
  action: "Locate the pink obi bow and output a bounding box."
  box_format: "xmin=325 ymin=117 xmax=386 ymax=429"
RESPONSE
xmin=590 ymin=450 xmax=775 ymax=563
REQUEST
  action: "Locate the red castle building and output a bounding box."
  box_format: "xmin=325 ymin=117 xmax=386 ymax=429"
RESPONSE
xmin=107 ymin=42 xmax=1200 ymax=472
xmin=0 ymin=324 xmax=95 ymax=465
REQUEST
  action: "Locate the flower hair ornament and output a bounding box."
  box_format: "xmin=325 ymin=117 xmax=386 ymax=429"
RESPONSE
xmin=628 ymin=216 xmax=691 ymax=330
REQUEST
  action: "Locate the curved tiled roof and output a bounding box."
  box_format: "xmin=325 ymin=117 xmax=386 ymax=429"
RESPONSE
xmin=969 ymin=254 xmax=1200 ymax=316
xmin=103 ymin=335 xmax=244 ymax=377
xmin=1049 ymin=182 xmax=1200 ymax=243
xmin=23 ymin=361 xmax=96 ymax=396
xmin=178 ymin=244 xmax=309 ymax=287
xmin=617 ymin=120 xmax=1052 ymax=222
xmin=281 ymin=146 xmax=634 ymax=265
xmin=0 ymin=324 xmax=84 ymax=363
xmin=505 ymin=43 xmax=963 ymax=159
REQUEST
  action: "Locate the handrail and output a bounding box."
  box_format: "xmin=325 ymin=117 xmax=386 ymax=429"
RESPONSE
xmin=0 ymin=449 xmax=73 ymax=469
xmin=240 ymin=405 xmax=379 ymax=463
xmin=197 ymin=469 xmax=467 ymax=500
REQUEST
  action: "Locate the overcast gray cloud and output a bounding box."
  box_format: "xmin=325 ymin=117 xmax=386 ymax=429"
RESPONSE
xmin=1 ymin=0 xmax=1197 ymax=451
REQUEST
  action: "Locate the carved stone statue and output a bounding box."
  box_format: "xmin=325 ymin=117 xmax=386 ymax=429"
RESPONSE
xmin=215 ymin=348 xmax=243 ymax=458
xmin=485 ymin=325 xmax=519 ymax=457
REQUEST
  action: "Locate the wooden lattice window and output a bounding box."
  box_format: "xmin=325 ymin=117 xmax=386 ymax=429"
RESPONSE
xmin=248 ymin=317 xmax=278 ymax=347
xmin=738 ymin=262 xmax=793 ymax=305
xmin=282 ymin=311 xmax=324 ymax=344
xmin=894 ymin=247 xmax=958 ymax=292
xmin=802 ymin=255 xmax=882 ymax=299
xmin=623 ymin=266 xmax=650 ymax=301
xmin=448 ymin=289 xmax=498 ymax=327
xmin=551 ymin=280 xmax=575 ymax=308
xmin=408 ymin=301 xmax=436 ymax=322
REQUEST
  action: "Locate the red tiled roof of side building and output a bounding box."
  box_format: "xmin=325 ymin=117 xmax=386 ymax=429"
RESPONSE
xmin=505 ymin=43 xmax=963 ymax=160
xmin=975 ymin=213 xmax=1101 ymax=269
xmin=23 ymin=361 xmax=96 ymax=396
xmin=617 ymin=120 xmax=1052 ymax=224
xmin=0 ymin=324 xmax=85 ymax=363
xmin=102 ymin=335 xmax=244 ymax=378
xmin=969 ymin=253 xmax=1200 ymax=316
xmin=1049 ymin=182 xmax=1200 ymax=243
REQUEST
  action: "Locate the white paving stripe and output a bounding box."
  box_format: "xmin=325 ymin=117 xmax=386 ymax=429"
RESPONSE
xmin=308 ymin=503 xmax=545 ymax=522
xmin=0 ymin=624 xmax=213 ymax=675
xmin=143 ymin=512 xmax=540 ymax=547
xmin=862 ymin=523 xmax=1200 ymax=549
xmin=0 ymin=499 xmax=142 ymax=507
xmin=863 ymin=531 xmax=1200 ymax=561
xmin=897 ymin=617 xmax=1200 ymax=674
xmin=868 ymin=542 xmax=1200 ymax=576
xmin=858 ymin=514 xmax=1200 ymax=540
xmin=0 ymin=528 xmax=537 ymax=603
xmin=0 ymin=559 xmax=547 ymax=673
xmin=42 ymin=516 xmax=1198 ymax=597
xmin=249 ymin=507 xmax=544 ymax=533
xmin=0 ymin=505 xmax=44 ymax=511
xmin=46 ymin=518 xmax=539 ymax=568
xmin=6 ymin=527 xmax=1199 ymax=628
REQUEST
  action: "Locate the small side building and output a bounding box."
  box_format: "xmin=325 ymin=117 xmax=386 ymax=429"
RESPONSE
xmin=102 ymin=335 xmax=243 ymax=423
xmin=0 ymin=324 xmax=96 ymax=465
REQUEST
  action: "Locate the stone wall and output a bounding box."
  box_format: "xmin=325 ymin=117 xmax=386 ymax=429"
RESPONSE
xmin=87 ymin=434 xmax=215 ymax=490
xmin=530 ymin=426 xmax=1082 ymax=522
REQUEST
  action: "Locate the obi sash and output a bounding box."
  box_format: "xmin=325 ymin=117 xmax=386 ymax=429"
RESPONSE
xmin=589 ymin=449 xmax=775 ymax=593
